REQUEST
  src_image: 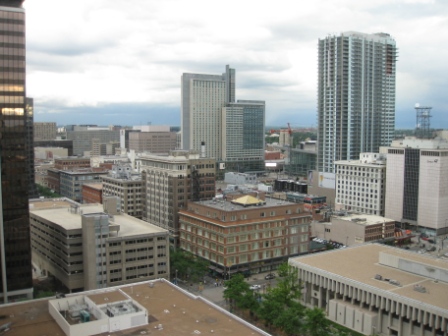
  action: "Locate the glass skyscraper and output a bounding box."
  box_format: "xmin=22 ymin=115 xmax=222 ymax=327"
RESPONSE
xmin=317 ymin=32 xmax=397 ymax=174
xmin=0 ymin=0 xmax=33 ymax=302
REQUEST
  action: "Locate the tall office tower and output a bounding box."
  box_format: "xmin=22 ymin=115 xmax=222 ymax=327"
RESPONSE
xmin=221 ymin=100 xmax=265 ymax=173
xmin=317 ymin=32 xmax=397 ymax=174
xmin=0 ymin=0 xmax=33 ymax=302
xmin=181 ymin=65 xmax=235 ymax=159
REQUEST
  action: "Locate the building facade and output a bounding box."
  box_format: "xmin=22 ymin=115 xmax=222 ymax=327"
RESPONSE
xmin=181 ymin=65 xmax=234 ymax=158
xmin=33 ymin=122 xmax=57 ymax=141
xmin=311 ymin=213 xmax=395 ymax=246
xmin=101 ymin=165 xmax=143 ymax=218
xmin=138 ymin=151 xmax=216 ymax=246
xmin=30 ymin=198 xmax=169 ymax=293
xmin=82 ymin=183 xmax=103 ymax=204
xmin=0 ymin=0 xmax=33 ymax=302
xmin=221 ymin=100 xmax=265 ymax=175
xmin=128 ymin=130 xmax=177 ymax=154
xmin=384 ymin=140 xmax=448 ymax=236
xmin=179 ymin=196 xmax=312 ymax=276
xmin=66 ymin=129 xmax=120 ymax=156
xmin=290 ymin=244 xmax=448 ymax=336
xmin=317 ymin=32 xmax=397 ymax=175
xmin=335 ymin=152 xmax=386 ymax=216
xmin=59 ymin=169 xmax=108 ymax=202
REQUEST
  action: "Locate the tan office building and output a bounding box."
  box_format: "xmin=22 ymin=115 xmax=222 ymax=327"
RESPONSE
xmin=30 ymin=198 xmax=169 ymax=293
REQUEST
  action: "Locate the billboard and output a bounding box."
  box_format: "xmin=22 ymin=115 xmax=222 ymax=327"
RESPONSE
xmin=318 ymin=172 xmax=336 ymax=189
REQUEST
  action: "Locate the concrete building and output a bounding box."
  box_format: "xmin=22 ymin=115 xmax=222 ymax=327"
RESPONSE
xmin=285 ymin=148 xmax=317 ymax=177
xmin=60 ymin=169 xmax=109 ymax=202
xmin=179 ymin=195 xmax=312 ymax=276
xmin=129 ymin=132 xmax=176 ymax=153
xmin=101 ymin=165 xmax=143 ymax=218
xmin=290 ymin=244 xmax=448 ymax=336
xmin=34 ymin=122 xmax=57 ymax=140
xmin=384 ymin=138 xmax=448 ymax=237
xmin=0 ymin=0 xmax=33 ymax=302
xmin=181 ymin=66 xmax=265 ymax=176
xmin=224 ymin=172 xmax=257 ymax=185
xmin=0 ymin=280 xmax=270 ymax=336
xmin=138 ymin=150 xmax=216 ymax=246
xmin=91 ymin=138 xmax=120 ymax=157
xmin=34 ymin=146 xmax=68 ymax=160
xmin=181 ymin=65 xmax=234 ymax=158
xmin=30 ymin=198 xmax=169 ymax=293
xmin=221 ymin=100 xmax=265 ymax=175
xmin=34 ymin=139 xmax=74 ymax=156
xmin=335 ymin=153 xmax=387 ymax=216
xmin=312 ymin=213 xmax=395 ymax=246
xmin=54 ymin=157 xmax=91 ymax=170
xmin=317 ymin=32 xmax=397 ymax=177
xmin=82 ymin=183 xmax=103 ymax=204
xmin=66 ymin=129 xmax=120 ymax=156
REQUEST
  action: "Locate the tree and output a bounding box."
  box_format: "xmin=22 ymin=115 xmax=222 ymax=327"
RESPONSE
xmin=169 ymin=249 xmax=209 ymax=282
xmin=223 ymin=274 xmax=258 ymax=313
xmin=303 ymin=307 xmax=330 ymax=336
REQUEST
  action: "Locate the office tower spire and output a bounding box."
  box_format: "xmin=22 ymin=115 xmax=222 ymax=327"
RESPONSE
xmin=317 ymin=32 xmax=397 ymax=174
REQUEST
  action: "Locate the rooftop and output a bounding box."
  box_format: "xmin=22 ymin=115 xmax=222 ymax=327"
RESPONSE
xmin=0 ymin=280 xmax=269 ymax=336
xmin=83 ymin=183 xmax=102 ymax=190
xmin=29 ymin=199 xmax=166 ymax=236
xmin=196 ymin=196 xmax=296 ymax=211
xmin=290 ymin=244 xmax=448 ymax=312
xmin=330 ymin=213 xmax=394 ymax=226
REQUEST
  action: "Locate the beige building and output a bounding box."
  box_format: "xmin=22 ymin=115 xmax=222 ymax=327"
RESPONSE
xmin=102 ymin=165 xmax=143 ymax=218
xmin=138 ymin=150 xmax=216 ymax=246
xmin=312 ymin=213 xmax=395 ymax=246
xmin=34 ymin=146 xmax=68 ymax=160
xmin=30 ymin=198 xmax=169 ymax=293
xmin=290 ymin=244 xmax=448 ymax=336
xmin=129 ymin=131 xmax=177 ymax=153
xmin=335 ymin=153 xmax=386 ymax=216
xmin=179 ymin=195 xmax=312 ymax=276
xmin=34 ymin=122 xmax=57 ymax=141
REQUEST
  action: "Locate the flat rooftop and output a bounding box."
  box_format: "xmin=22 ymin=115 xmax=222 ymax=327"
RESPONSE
xmin=290 ymin=244 xmax=448 ymax=311
xmin=0 ymin=280 xmax=269 ymax=336
xmin=30 ymin=199 xmax=166 ymax=236
xmin=197 ymin=196 xmax=296 ymax=211
xmin=331 ymin=213 xmax=395 ymax=225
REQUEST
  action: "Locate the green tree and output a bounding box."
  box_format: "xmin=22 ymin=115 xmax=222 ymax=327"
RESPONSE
xmin=223 ymin=274 xmax=258 ymax=313
xmin=169 ymin=249 xmax=209 ymax=282
xmin=303 ymin=307 xmax=330 ymax=336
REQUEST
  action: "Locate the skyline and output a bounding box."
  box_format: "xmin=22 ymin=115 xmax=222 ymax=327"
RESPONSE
xmin=25 ymin=0 xmax=448 ymax=128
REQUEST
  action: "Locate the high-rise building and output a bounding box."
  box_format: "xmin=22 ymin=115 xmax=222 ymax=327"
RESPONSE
xmin=221 ymin=100 xmax=265 ymax=174
xmin=181 ymin=65 xmax=234 ymax=158
xmin=0 ymin=0 xmax=33 ymax=302
xmin=317 ymin=32 xmax=397 ymax=175
xmin=181 ymin=65 xmax=265 ymax=176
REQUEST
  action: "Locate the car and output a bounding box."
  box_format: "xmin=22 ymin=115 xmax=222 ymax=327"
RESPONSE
xmin=265 ymin=273 xmax=276 ymax=280
xmin=250 ymin=284 xmax=261 ymax=290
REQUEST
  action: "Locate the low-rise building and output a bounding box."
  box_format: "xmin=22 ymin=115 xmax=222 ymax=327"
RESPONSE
xmin=179 ymin=195 xmax=312 ymax=277
xmin=312 ymin=213 xmax=395 ymax=246
xmin=0 ymin=279 xmax=270 ymax=336
xmin=60 ymin=168 xmax=108 ymax=202
xmin=82 ymin=183 xmax=103 ymax=204
xmin=30 ymin=198 xmax=169 ymax=293
xmin=289 ymin=244 xmax=448 ymax=336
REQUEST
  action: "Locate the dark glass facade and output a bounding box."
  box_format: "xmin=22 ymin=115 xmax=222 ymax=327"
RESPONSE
xmin=402 ymin=148 xmax=420 ymax=222
xmin=0 ymin=1 xmax=32 ymax=301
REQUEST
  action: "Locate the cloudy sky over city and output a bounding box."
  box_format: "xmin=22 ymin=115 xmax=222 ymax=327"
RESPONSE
xmin=25 ymin=0 xmax=448 ymax=128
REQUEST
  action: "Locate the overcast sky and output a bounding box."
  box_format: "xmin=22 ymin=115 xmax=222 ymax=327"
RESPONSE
xmin=25 ymin=0 xmax=448 ymax=128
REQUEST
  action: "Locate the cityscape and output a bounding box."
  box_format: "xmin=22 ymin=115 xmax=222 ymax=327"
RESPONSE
xmin=0 ymin=1 xmax=447 ymax=336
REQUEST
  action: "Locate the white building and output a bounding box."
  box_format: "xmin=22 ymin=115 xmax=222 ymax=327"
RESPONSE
xmin=384 ymin=138 xmax=448 ymax=236
xmin=335 ymin=153 xmax=386 ymax=216
xmin=317 ymin=32 xmax=397 ymax=175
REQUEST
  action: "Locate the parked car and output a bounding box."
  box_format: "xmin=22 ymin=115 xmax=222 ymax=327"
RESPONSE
xmin=250 ymin=284 xmax=261 ymax=290
xmin=265 ymin=273 xmax=276 ymax=280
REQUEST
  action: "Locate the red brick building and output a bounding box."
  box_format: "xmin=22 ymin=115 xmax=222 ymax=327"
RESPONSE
xmin=82 ymin=183 xmax=103 ymax=204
